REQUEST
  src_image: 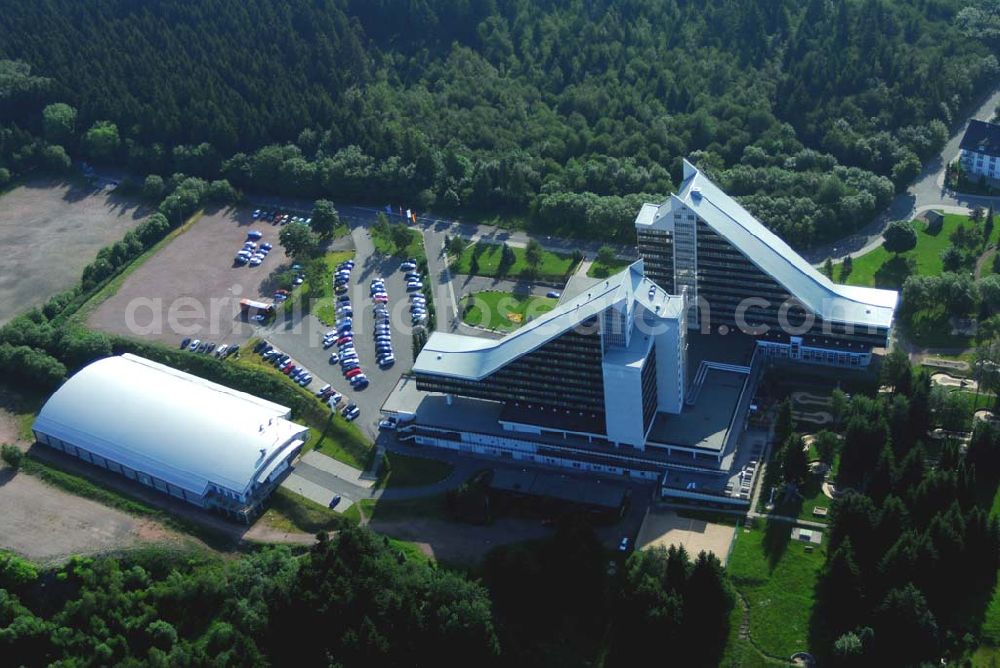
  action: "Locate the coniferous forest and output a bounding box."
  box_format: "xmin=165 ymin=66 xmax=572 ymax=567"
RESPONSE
xmin=0 ymin=0 xmax=996 ymax=244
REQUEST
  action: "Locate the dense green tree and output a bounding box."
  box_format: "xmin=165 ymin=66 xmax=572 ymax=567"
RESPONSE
xmin=81 ymin=121 xmax=120 ymax=162
xmin=310 ymin=199 xmax=340 ymax=238
xmin=41 ymin=103 xmax=76 ymax=145
xmin=597 ymin=245 xmax=616 ymax=267
xmin=0 ymin=444 xmax=22 ymax=468
xmin=38 ymin=144 xmax=70 ymax=172
xmin=873 ymin=584 xmax=939 ymax=663
xmin=882 ymin=220 xmax=917 ymax=255
xmin=278 ymin=223 xmax=319 ymax=260
xmin=524 ymin=239 xmax=543 ymax=276
xmin=142 ymin=174 xmax=165 ymax=200
xmin=780 ymin=433 xmax=809 ymax=484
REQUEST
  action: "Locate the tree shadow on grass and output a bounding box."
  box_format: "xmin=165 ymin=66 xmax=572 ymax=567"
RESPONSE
xmin=761 ymin=514 xmax=794 ymax=571
xmin=873 ymin=255 xmax=914 ymax=290
xmin=807 ymin=577 xmax=836 ymax=664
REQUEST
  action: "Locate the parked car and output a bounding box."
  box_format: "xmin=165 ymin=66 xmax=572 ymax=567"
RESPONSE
xmin=328 ymin=495 xmax=342 ymax=509
xmin=342 ymin=404 xmax=360 ymax=421
xmin=252 ymin=209 xmax=261 ymax=219
xmin=378 ymin=356 xmax=396 ymax=368
xmin=400 ymin=261 xmax=417 ymax=271
xmin=247 ymin=230 xmax=263 ymax=239
xmin=351 ymin=376 xmax=368 ymax=389
xmin=196 ymin=341 xmax=208 ymax=352
xmin=547 ymin=291 xmax=561 ymax=299
xmin=180 ymin=337 xmax=191 ymax=349
xmin=215 ymin=344 xmax=228 ymax=357
xmin=329 ymin=353 xmax=340 ymax=364
xmin=317 ymin=384 xmax=332 ymax=396
xmin=618 ymin=537 xmax=630 ymax=552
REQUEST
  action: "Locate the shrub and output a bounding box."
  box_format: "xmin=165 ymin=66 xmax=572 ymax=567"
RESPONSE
xmin=1 ymin=444 xmax=23 ymax=469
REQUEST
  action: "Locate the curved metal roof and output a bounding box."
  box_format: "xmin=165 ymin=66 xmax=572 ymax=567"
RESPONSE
xmin=32 ymin=354 xmax=308 ymax=496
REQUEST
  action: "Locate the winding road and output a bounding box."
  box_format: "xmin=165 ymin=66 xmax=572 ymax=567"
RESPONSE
xmin=805 ymin=86 xmax=1000 ymax=263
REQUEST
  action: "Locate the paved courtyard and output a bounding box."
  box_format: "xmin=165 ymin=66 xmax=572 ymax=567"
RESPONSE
xmin=636 ymin=508 xmax=736 ymax=565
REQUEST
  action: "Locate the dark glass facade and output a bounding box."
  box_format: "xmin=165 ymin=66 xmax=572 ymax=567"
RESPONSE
xmin=640 ymin=345 xmax=658 ymax=431
xmin=639 ymin=220 xmax=889 ymax=350
xmin=637 ymin=228 xmax=674 ymax=292
xmin=415 ymin=320 xmax=606 ymax=416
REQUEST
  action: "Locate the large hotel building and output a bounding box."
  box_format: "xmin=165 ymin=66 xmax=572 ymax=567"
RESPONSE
xmin=383 ymin=160 xmax=898 ymax=505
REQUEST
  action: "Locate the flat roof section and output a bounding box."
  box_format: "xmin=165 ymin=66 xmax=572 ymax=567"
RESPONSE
xmin=687 ymin=331 xmax=756 ymax=368
xmin=647 ymin=368 xmax=747 ymax=452
xmin=490 ymin=468 xmax=628 ymax=509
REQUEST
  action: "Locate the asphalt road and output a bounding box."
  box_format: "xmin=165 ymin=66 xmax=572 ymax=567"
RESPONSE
xmin=805 ymin=85 xmax=1000 ymax=263
xmin=255 ymin=225 xmax=419 ymax=440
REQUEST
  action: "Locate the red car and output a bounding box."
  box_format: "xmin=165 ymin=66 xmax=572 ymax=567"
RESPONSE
xmin=283 ymin=365 xmax=296 ymax=375
xmin=345 ymin=367 xmax=363 ymax=379
xmin=337 ymin=335 xmax=353 ymax=345
xmin=374 ymin=295 xmax=389 ymax=304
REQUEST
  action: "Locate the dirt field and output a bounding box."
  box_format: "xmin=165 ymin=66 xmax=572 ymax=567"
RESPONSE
xmin=636 ymin=509 xmax=736 ymax=565
xmin=88 ymin=207 xmax=287 ymax=346
xmin=0 ymin=408 xmax=18 ymax=445
xmin=0 ymin=178 xmax=151 ymax=325
xmin=0 ymin=470 xmax=193 ymax=563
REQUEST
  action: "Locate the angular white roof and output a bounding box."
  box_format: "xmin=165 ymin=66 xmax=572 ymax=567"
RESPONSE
xmin=414 ymin=262 xmax=683 ymax=380
xmin=33 ymin=354 xmax=308 ymax=496
xmin=636 ymin=160 xmax=898 ymax=329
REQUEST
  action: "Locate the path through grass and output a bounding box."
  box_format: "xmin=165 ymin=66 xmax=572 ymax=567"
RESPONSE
xmin=725 ymin=520 xmax=826 ymax=658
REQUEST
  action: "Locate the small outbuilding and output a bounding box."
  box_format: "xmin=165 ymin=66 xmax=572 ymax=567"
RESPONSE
xmin=32 ymin=354 xmax=307 ymax=522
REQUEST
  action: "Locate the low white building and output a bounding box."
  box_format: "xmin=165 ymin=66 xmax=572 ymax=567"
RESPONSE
xmin=32 ymin=354 xmax=308 ymax=522
xmin=960 ymin=119 xmax=1000 ymax=183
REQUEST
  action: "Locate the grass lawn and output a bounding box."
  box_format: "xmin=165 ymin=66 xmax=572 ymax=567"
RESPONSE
xmin=587 ymin=258 xmax=631 ymax=278
xmin=773 ymin=474 xmax=832 ymax=523
xmin=719 ymin=601 xmax=786 ymax=667
xmin=451 ymin=241 xmax=579 ymax=281
xmin=346 ymin=494 xmax=450 ymax=524
xmin=836 ymin=214 xmax=981 ymax=289
xmin=459 ymin=291 xmax=557 ymax=331
xmin=260 ymin=487 xmax=346 ymax=533
xmin=372 ymin=223 xmax=423 ymax=258
xmin=378 ymin=451 xmax=453 ymax=489
xmin=726 ymin=520 xmax=826 ymax=658
xmin=312 ymin=250 xmax=356 ymax=326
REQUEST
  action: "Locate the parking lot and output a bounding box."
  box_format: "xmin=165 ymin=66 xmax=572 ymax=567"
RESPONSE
xmin=260 ymin=226 xmax=422 ymax=438
xmin=0 ymin=177 xmax=151 ymax=325
xmin=88 ymin=207 xmax=288 ymax=346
